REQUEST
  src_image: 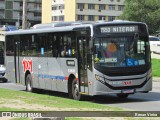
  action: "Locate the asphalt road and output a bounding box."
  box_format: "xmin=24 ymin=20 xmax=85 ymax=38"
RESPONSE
xmin=0 ymin=79 xmax=160 ymax=111
xmin=92 ymin=81 xmax=160 ymax=111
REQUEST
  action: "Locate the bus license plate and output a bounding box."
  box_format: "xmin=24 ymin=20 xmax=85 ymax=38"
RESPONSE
xmin=122 ymin=89 xmax=134 ymax=94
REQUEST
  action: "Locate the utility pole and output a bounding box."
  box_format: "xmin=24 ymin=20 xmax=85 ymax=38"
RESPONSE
xmin=22 ymin=0 xmax=27 ymax=29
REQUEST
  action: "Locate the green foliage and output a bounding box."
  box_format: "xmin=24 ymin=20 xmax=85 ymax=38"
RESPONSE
xmin=120 ymin=0 xmax=160 ymax=34
xmin=0 ymin=88 xmax=123 ymax=111
xmin=152 ymin=59 xmax=160 ymax=77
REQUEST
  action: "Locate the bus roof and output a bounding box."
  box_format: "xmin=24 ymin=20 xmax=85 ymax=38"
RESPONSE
xmin=5 ymin=24 xmax=92 ymax=36
xmin=4 ymin=21 xmax=147 ymax=36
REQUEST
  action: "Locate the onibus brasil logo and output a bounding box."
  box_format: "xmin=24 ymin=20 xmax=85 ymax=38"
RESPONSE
xmin=22 ymin=58 xmax=33 ymax=73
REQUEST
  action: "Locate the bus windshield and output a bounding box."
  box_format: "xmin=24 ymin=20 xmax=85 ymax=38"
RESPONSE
xmin=94 ymin=36 xmax=150 ymax=67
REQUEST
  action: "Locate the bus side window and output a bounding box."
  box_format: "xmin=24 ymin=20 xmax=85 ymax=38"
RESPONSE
xmin=6 ymin=36 xmax=14 ymax=56
xmin=60 ymin=32 xmax=77 ymax=58
xmin=20 ymin=34 xmax=37 ymax=57
xmin=47 ymin=37 xmax=53 ymax=57
xmin=36 ymin=34 xmax=48 ymax=57
xmin=48 ymin=33 xmax=60 ymax=57
xmin=48 ymin=32 xmax=77 ymax=58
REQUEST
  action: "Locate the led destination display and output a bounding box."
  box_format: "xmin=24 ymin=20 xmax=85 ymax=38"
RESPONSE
xmin=100 ymin=26 xmax=138 ymax=33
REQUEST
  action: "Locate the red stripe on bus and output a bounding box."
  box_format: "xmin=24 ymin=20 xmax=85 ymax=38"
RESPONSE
xmin=65 ymin=77 xmax=78 ymax=81
xmin=65 ymin=77 xmax=69 ymax=80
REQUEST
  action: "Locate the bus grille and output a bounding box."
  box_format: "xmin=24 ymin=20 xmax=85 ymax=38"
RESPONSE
xmin=95 ymin=64 xmax=151 ymax=76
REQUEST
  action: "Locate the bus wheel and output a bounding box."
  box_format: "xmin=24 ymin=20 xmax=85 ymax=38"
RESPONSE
xmin=117 ymin=93 xmax=129 ymax=98
xmin=26 ymin=74 xmax=33 ymax=92
xmin=71 ymin=79 xmax=81 ymax=100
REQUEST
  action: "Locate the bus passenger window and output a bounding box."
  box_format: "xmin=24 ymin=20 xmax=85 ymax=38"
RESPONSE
xmin=19 ymin=35 xmax=37 ymax=57
xmin=48 ymin=34 xmax=59 ymax=57
xmin=61 ymin=45 xmax=68 ymax=57
xmin=36 ymin=34 xmax=48 ymax=57
xmin=6 ymin=37 xmax=14 ymax=56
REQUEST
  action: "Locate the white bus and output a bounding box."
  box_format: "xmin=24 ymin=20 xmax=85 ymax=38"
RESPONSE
xmin=4 ymin=21 xmax=152 ymax=100
xmin=0 ymin=31 xmax=7 ymax=82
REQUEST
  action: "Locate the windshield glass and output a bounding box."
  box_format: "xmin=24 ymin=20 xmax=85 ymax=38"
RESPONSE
xmin=94 ymin=36 xmax=150 ymax=67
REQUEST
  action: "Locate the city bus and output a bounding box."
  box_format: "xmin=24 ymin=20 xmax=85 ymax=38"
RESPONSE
xmin=4 ymin=21 xmax=152 ymax=100
xmin=0 ymin=31 xmax=7 ymax=82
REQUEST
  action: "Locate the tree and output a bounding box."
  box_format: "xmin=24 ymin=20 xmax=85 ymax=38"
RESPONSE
xmin=120 ymin=0 xmax=160 ymax=34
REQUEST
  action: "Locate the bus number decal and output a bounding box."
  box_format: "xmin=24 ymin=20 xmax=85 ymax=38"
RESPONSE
xmin=22 ymin=58 xmax=33 ymax=73
xmin=123 ymin=81 xmax=132 ymax=85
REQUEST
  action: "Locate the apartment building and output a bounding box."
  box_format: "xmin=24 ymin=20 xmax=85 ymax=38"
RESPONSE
xmin=42 ymin=0 xmax=125 ymax=23
xmin=0 ymin=0 xmax=42 ymax=27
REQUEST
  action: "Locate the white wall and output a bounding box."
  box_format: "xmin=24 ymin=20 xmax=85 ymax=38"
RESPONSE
xmin=52 ymin=0 xmax=65 ymax=17
xmin=77 ymin=0 xmax=125 ymax=5
xmin=77 ymin=9 xmax=122 ymax=16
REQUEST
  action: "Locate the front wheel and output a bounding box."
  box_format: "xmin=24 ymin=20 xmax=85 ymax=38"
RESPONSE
xmin=26 ymin=74 xmax=33 ymax=92
xmin=69 ymin=78 xmax=82 ymax=100
xmin=117 ymin=93 xmax=129 ymax=98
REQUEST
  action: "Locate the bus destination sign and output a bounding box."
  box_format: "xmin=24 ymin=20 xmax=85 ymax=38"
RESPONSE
xmin=100 ymin=26 xmax=138 ymax=33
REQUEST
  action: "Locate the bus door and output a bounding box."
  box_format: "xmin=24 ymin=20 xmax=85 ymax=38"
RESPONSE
xmin=77 ymin=36 xmax=89 ymax=93
xmin=14 ymin=37 xmax=21 ymax=83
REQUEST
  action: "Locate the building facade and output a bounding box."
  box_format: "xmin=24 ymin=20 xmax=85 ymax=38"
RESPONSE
xmin=42 ymin=0 xmax=125 ymax=23
xmin=0 ymin=0 xmax=42 ymax=27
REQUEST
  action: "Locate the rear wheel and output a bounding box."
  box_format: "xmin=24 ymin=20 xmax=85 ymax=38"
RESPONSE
xmin=69 ymin=78 xmax=82 ymax=100
xmin=117 ymin=93 xmax=129 ymax=98
xmin=26 ymin=74 xmax=33 ymax=92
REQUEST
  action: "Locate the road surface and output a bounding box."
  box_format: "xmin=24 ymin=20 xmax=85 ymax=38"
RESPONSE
xmin=92 ymin=81 xmax=160 ymax=111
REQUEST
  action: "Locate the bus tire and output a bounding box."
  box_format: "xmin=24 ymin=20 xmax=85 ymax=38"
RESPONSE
xmin=117 ymin=93 xmax=129 ymax=98
xmin=26 ymin=74 xmax=33 ymax=92
xmin=69 ymin=78 xmax=81 ymax=100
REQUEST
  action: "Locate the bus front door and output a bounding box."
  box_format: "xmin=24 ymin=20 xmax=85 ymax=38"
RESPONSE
xmin=78 ymin=37 xmax=89 ymax=94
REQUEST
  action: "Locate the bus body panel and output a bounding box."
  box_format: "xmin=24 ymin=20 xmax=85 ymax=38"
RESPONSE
xmin=38 ymin=57 xmax=49 ymax=90
xmin=20 ymin=57 xmax=78 ymax=93
xmin=92 ymin=68 xmax=152 ymax=95
xmin=5 ymin=56 xmax=15 ymax=82
xmin=87 ymin=69 xmax=95 ymax=95
xmin=58 ymin=58 xmax=78 ymax=92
